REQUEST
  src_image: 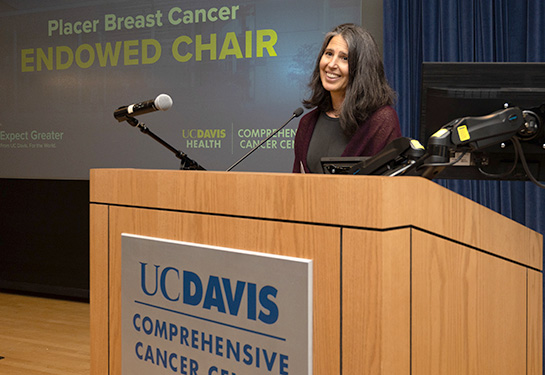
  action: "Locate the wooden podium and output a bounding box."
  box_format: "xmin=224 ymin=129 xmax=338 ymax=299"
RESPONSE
xmin=90 ymin=169 xmax=542 ymax=374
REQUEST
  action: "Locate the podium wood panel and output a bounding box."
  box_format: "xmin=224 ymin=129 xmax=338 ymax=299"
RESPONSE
xmin=412 ymin=230 xmax=527 ymax=374
xmin=89 ymin=204 xmax=108 ymax=375
xmin=90 ymin=169 xmax=543 ymax=375
xmin=342 ymin=228 xmax=411 ymax=374
xmin=528 ymin=270 xmax=543 ymax=374
xmin=106 ymin=206 xmax=341 ymax=375
xmin=90 ymin=169 xmax=542 ymax=270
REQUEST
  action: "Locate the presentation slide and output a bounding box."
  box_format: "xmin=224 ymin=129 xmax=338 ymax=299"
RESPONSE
xmin=0 ymin=0 xmax=361 ymax=179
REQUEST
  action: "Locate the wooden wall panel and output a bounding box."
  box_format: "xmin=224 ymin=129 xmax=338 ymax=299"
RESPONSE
xmin=342 ymin=228 xmax=411 ymax=374
xmin=108 ymin=206 xmax=341 ymax=375
xmin=412 ymin=230 xmax=527 ymax=375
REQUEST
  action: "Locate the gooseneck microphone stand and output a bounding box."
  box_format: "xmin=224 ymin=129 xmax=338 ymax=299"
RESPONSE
xmin=226 ymin=107 xmax=304 ymax=171
xmin=125 ymin=116 xmax=205 ymax=170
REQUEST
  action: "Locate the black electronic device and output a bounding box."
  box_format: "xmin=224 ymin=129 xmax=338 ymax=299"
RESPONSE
xmin=114 ymin=94 xmax=173 ymax=122
xmin=321 ymin=137 xmax=426 ymax=176
xmin=419 ymin=62 xmax=545 ymax=181
xmin=321 ymin=156 xmax=369 ymax=174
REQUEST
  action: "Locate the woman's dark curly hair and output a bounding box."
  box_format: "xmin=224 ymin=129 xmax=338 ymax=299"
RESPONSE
xmin=303 ymin=23 xmax=396 ymax=136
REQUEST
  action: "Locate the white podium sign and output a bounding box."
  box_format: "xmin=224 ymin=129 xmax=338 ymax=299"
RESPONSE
xmin=121 ymin=234 xmax=312 ymax=375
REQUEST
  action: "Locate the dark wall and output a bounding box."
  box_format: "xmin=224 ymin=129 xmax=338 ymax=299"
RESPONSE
xmin=0 ymin=179 xmax=89 ymax=299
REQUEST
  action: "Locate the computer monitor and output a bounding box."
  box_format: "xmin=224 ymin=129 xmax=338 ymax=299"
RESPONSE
xmin=419 ymin=62 xmax=545 ymax=181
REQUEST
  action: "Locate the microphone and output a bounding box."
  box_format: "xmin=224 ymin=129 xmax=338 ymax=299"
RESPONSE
xmin=114 ymin=94 xmax=173 ymax=122
xmin=226 ymin=107 xmax=304 ymax=171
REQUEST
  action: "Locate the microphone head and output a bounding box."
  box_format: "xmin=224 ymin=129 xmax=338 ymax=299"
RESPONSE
xmin=154 ymin=94 xmax=173 ymax=111
xmin=293 ymin=107 xmax=304 ymax=117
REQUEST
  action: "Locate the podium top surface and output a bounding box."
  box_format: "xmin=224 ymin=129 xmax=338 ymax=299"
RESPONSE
xmin=90 ymin=169 xmax=542 ymax=270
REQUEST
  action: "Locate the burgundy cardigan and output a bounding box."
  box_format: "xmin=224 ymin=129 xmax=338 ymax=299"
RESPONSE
xmin=292 ymin=106 xmax=402 ymax=173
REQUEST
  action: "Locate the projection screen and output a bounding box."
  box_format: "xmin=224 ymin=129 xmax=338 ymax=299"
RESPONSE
xmin=0 ymin=0 xmax=361 ymax=179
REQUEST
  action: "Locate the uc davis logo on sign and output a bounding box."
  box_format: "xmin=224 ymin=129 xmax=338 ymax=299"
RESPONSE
xmin=139 ymin=264 xmax=279 ymax=324
xmin=121 ymin=234 xmax=312 ymax=375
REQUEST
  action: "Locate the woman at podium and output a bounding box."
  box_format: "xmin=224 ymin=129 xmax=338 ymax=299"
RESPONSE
xmin=292 ymin=23 xmax=401 ymax=173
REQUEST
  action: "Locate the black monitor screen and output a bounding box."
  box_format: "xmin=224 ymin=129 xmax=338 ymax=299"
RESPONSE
xmin=420 ymin=62 xmax=545 ymax=181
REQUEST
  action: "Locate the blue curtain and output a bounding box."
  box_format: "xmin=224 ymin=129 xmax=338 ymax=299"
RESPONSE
xmin=383 ymin=0 xmax=545 ymax=243
xmin=383 ymin=0 xmax=545 ymax=369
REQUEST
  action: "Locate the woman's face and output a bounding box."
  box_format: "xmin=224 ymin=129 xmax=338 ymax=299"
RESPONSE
xmin=319 ymin=34 xmax=349 ymax=97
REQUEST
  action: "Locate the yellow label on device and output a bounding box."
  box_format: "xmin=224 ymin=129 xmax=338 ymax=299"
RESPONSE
xmin=410 ymin=139 xmax=425 ymax=149
xmin=431 ymin=128 xmax=449 ymax=138
xmin=457 ymin=125 xmax=470 ymax=141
